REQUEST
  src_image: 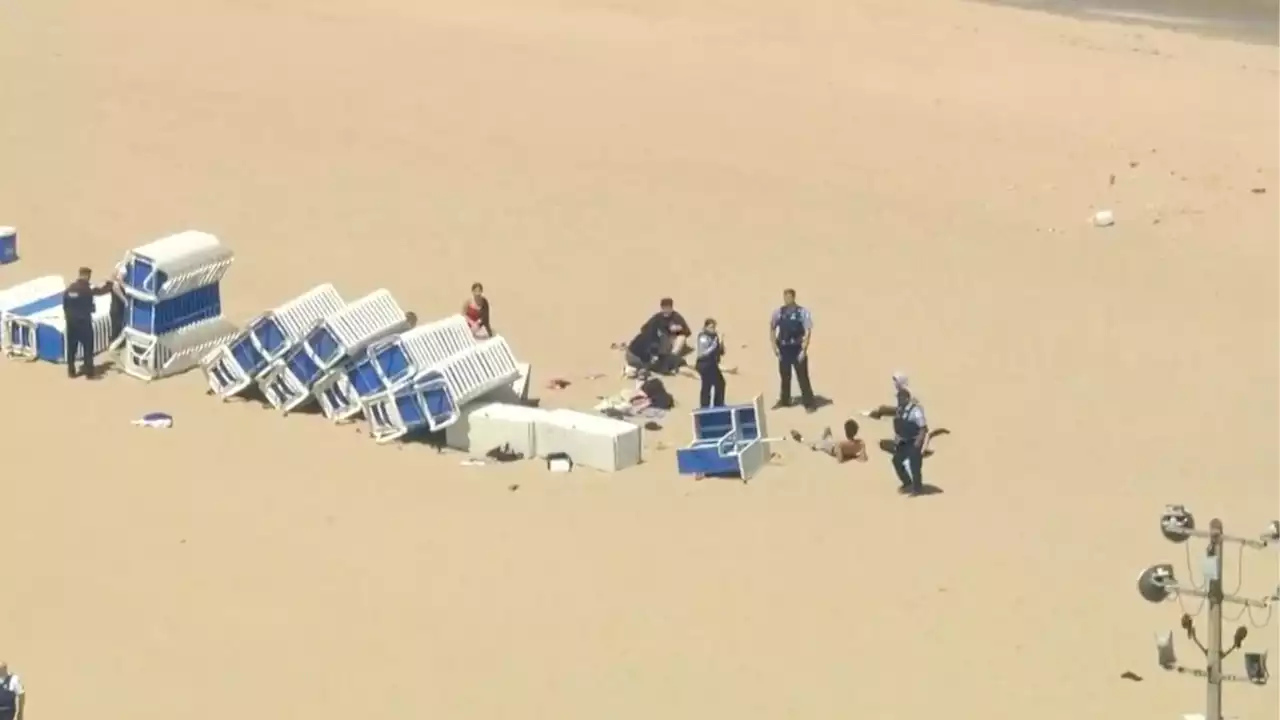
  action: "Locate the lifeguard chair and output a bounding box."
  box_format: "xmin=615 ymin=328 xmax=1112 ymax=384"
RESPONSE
xmin=675 ymin=395 xmax=772 ymax=482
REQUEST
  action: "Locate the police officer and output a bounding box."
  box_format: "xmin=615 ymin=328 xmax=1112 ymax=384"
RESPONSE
xmin=869 ymin=374 xmax=928 ymax=495
xmin=694 ymin=317 xmax=726 ymax=408
xmin=0 ymin=660 xmax=24 ymax=720
xmin=769 ymin=288 xmax=815 ymax=412
xmin=62 ymin=267 xmax=111 ymax=379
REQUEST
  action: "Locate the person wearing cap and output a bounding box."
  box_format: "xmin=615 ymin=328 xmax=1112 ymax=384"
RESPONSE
xmin=0 ymin=660 xmax=25 ymax=720
xmin=770 ymin=288 xmax=816 ymax=411
xmin=62 ymin=266 xmax=111 ymax=379
xmin=694 ymin=317 xmax=726 ymax=408
xmin=867 ymin=373 xmax=929 ymax=495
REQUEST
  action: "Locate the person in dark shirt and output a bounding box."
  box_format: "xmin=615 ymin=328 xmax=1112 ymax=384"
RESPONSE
xmin=624 ymin=322 xmax=662 ymax=377
xmin=638 ymin=297 xmax=691 ymax=374
xmin=62 ymin=267 xmax=111 ymax=379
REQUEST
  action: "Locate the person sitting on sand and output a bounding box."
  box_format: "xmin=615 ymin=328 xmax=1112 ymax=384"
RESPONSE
xmin=462 ymin=282 xmax=492 ymax=338
xmin=636 ymin=297 xmax=691 ymax=373
xmin=624 ymin=321 xmax=662 ymax=377
xmin=791 ymin=419 xmax=868 ymax=463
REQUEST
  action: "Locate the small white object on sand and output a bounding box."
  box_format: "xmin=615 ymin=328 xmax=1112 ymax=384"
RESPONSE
xmin=1092 ymin=209 xmax=1115 ymax=227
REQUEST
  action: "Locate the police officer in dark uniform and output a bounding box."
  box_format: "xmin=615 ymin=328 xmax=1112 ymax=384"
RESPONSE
xmin=62 ymin=267 xmax=111 ymax=379
xmin=769 ymin=288 xmax=815 ymax=412
xmin=868 ymin=375 xmax=928 ymax=495
xmin=694 ymin=317 xmax=726 ymax=408
xmin=0 ymin=660 xmax=24 ymax=720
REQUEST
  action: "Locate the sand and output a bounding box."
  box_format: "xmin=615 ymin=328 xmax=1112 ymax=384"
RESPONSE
xmin=0 ymin=1 xmax=1277 ymax=718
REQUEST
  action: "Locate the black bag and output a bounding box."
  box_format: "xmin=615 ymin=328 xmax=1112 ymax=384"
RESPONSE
xmin=641 ymin=378 xmax=674 ymax=410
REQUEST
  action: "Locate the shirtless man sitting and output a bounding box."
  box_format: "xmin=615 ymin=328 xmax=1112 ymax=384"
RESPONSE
xmin=791 ymin=419 xmax=868 ymax=463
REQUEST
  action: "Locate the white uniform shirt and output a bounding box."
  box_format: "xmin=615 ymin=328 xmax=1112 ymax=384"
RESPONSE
xmin=902 ymin=401 xmax=926 ymax=428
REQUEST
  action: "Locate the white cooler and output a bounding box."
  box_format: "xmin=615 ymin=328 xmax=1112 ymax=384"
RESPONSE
xmin=534 ymin=409 xmax=643 ymax=473
xmin=445 ymin=402 xmax=546 ymax=458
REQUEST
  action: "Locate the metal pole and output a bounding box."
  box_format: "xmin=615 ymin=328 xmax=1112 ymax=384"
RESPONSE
xmin=1206 ymin=518 xmax=1225 ymax=720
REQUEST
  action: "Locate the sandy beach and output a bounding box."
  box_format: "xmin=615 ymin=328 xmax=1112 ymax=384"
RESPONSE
xmin=0 ymin=1 xmax=1277 ymax=718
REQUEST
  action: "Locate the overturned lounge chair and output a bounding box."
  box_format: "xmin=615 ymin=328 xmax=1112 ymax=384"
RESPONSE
xmin=201 ymin=283 xmax=346 ymax=399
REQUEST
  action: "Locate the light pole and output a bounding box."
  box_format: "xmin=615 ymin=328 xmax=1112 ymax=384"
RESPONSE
xmin=1136 ymin=507 xmax=1280 ymax=720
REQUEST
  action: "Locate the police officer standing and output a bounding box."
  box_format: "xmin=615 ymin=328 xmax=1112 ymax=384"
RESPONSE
xmin=868 ymin=373 xmax=929 ymax=495
xmin=770 ymin=288 xmax=816 ymax=412
xmin=0 ymin=660 xmax=24 ymax=720
xmin=694 ymin=317 xmax=726 ymax=408
xmin=62 ymin=267 xmax=111 ymax=379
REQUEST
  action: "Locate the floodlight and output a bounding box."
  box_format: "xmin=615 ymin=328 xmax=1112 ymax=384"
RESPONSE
xmin=1244 ymin=651 xmax=1269 ymax=684
xmin=1160 ymin=505 xmax=1195 ymax=543
xmin=1137 ymin=563 xmax=1178 ymax=603
xmin=1156 ymin=631 xmax=1177 ymax=669
xmin=1264 ymin=521 xmax=1280 ymax=543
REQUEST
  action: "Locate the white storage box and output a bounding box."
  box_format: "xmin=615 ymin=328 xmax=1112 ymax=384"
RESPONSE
xmin=534 ymin=409 xmax=643 ymax=473
xmin=445 ymin=401 xmax=547 ymax=458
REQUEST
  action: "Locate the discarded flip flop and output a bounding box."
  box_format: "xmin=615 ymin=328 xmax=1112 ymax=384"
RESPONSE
xmin=131 ymin=412 xmax=173 ymax=428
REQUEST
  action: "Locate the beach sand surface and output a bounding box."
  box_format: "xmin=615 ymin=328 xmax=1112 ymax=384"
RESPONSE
xmin=0 ymin=1 xmax=1277 ymax=718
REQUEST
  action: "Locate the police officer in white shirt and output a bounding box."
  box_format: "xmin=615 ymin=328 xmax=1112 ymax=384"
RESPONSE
xmin=694 ymin=318 xmax=726 ymax=408
xmin=0 ymin=661 xmax=25 ymax=720
xmin=770 ymin=288 xmax=816 ymax=412
xmin=868 ymin=372 xmax=929 ymax=495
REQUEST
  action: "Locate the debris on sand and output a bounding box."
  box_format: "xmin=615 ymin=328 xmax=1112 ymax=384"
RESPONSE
xmin=1251 ymin=187 xmax=1267 ymax=194
xmin=131 ymin=412 xmax=174 ymax=428
xmin=1092 ymin=210 xmax=1115 ymax=227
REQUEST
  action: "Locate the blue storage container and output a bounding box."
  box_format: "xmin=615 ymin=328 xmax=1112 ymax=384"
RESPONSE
xmin=127 ymin=283 xmax=222 ymax=335
xmin=0 ymin=227 xmax=17 ymax=265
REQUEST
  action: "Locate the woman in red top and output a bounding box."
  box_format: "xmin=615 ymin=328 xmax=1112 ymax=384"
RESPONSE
xmin=463 ymin=282 xmax=492 ymax=338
